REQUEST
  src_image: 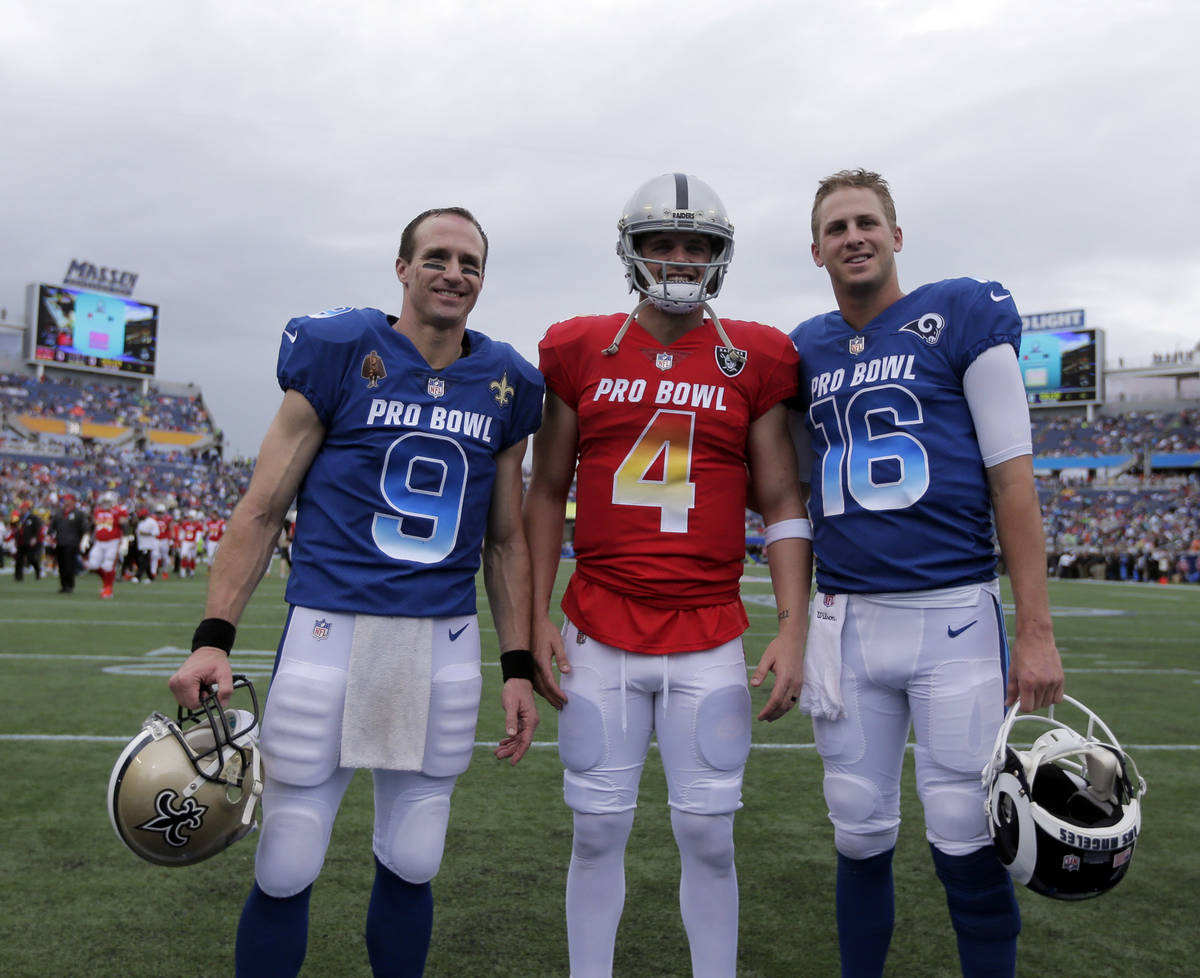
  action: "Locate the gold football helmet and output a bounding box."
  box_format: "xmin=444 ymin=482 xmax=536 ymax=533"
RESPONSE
xmin=108 ymin=676 xmax=264 ymax=866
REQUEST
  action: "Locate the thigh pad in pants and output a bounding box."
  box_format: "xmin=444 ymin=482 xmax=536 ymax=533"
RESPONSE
xmin=261 ymin=659 xmax=347 ymax=787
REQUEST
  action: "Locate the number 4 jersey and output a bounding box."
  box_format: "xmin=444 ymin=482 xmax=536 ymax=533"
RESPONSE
xmin=539 ymin=313 xmax=798 ymax=653
xmin=278 ymin=306 xmax=543 ymax=617
xmin=789 ymin=277 xmax=1021 ymax=594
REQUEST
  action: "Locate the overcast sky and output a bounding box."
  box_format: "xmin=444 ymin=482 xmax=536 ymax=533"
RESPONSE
xmin=2 ymin=0 xmax=1196 ymax=457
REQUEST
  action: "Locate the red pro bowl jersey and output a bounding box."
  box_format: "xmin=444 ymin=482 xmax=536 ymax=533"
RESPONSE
xmin=539 ymin=313 xmax=799 ymax=653
xmin=92 ymin=506 xmax=123 ymax=542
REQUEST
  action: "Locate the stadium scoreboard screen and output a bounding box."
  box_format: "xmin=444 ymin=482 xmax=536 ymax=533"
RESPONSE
xmin=27 ymin=282 xmax=158 ymax=377
xmin=1018 ymin=309 xmax=1103 ymax=407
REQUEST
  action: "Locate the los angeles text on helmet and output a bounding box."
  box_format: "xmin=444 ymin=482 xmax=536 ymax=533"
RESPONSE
xmin=63 ymin=259 xmax=139 ymax=296
xmin=1058 ymin=825 xmax=1138 ymax=851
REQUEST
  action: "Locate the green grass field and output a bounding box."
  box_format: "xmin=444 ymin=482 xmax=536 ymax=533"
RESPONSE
xmin=1 ymin=565 xmax=1196 ymax=977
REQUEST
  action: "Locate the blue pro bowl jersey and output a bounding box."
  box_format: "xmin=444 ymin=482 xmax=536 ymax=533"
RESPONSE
xmin=790 ymin=278 xmax=1021 ymax=594
xmin=277 ymin=307 xmax=543 ymax=617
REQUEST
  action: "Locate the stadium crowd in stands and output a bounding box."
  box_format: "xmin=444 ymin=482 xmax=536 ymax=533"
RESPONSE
xmin=1 ymin=372 xmax=213 ymax=432
xmin=2 ymin=369 xmax=1198 ymax=588
xmin=1032 ymin=408 xmax=1200 ymax=455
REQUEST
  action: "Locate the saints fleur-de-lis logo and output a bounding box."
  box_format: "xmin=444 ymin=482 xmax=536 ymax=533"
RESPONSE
xmin=137 ymin=789 xmax=209 ymax=848
xmin=489 ymin=371 xmax=514 ymax=407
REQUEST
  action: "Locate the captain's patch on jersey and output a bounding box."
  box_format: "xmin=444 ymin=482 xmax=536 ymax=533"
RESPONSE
xmin=361 ymin=350 xmax=386 ymax=389
xmin=714 ymin=346 xmax=747 ymax=377
xmin=899 ymin=312 xmax=946 ymax=346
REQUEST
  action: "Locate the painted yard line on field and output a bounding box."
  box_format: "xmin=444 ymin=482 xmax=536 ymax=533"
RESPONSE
xmin=2 ymin=734 xmax=1197 ymax=751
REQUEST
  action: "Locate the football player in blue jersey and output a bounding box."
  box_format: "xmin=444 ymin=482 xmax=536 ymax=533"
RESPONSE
xmin=168 ymin=206 xmax=544 ymax=978
xmin=789 ymin=170 xmax=1064 ymax=978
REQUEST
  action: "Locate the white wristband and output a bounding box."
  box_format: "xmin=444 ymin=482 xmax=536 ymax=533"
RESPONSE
xmin=763 ymin=518 xmax=812 ymax=547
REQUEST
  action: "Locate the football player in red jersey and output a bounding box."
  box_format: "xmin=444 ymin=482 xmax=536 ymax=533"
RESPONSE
xmin=205 ymin=513 xmax=226 ymax=570
xmin=524 ymin=173 xmax=812 ymax=978
xmin=87 ymin=491 xmax=126 ymax=598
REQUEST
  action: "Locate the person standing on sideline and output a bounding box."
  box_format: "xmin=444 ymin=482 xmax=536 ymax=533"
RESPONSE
xmin=14 ymin=499 xmax=44 ymax=582
xmin=789 ymin=168 xmax=1064 ymax=978
xmin=168 ymin=206 xmax=544 ymax=978
xmin=524 ymin=173 xmax=811 ymax=978
xmin=49 ymin=493 xmax=89 ymax=593
xmin=135 ymin=507 xmax=160 ymax=583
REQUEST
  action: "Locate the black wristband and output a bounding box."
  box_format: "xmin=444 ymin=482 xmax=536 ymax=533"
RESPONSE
xmin=191 ymin=618 xmax=237 ymax=655
xmin=500 ymin=649 xmax=535 ymax=682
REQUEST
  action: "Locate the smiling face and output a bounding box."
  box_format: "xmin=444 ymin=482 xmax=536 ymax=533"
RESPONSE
xmin=811 ymin=186 xmax=904 ymax=302
xmin=395 ymin=212 xmax=486 ymax=331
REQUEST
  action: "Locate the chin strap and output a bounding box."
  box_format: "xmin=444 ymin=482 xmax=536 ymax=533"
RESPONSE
xmin=601 ymin=299 xmax=740 ymax=359
xmin=601 ymin=298 xmax=653 ymax=355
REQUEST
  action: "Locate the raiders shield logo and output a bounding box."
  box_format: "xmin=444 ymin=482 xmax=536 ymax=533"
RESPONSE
xmin=714 ymin=346 xmax=747 ymax=377
xmin=899 ymin=312 xmax=946 ymax=346
xmin=361 ymin=350 xmax=386 ymax=389
xmin=427 ymin=377 xmax=445 ymax=398
xmin=849 ymin=335 xmax=866 ymax=355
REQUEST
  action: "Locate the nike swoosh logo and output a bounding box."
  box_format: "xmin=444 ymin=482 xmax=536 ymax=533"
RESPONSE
xmin=283 ymin=328 xmax=298 ymax=343
xmin=449 ymin=624 xmax=470 ymax=641
xmin=990 ymin=291 xmax=1011 ymax=302
xmin=947 ymin=620 xmax=978 ymax=638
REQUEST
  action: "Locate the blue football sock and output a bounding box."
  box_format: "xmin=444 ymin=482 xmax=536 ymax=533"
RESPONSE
xmin=365 ymin=856 xmax=434 ymax=977
xmin=930 ymin=844 xmax=1021 ymax=978
xmin=836 ymin=849 xmax=895 ymax=978
xmin=235 ymin=882 xmax=312 ymax=978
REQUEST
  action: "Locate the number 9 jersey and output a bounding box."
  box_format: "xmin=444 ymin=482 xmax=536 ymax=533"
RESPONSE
xmin=278 ymin=306 xmax=543 ymax=617
xmin=539 ymin=313 xmax=798 ymax=653
xmin=789 ymin=277 xmax=1023 ymax=594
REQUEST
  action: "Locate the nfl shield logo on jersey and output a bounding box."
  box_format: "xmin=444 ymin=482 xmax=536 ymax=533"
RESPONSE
xmin=656 ymin=352 xmax=674 ymax=371
xmin=312 ymin=618 xmax=331 ymax=641
xmin=714 ymin=346 xmax=747 ymax=377
xmin=849 ymin=335 xmax=866 ymax=355
xmin=427 ymin=377 xmax=445 ymax=398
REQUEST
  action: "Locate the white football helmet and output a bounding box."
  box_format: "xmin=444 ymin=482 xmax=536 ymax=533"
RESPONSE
xmin=108 ymin=676 xmax=264 ymax=867
xmin=982 ymin=695 xmax=1146 ymax=900
xmin=617 ymin=172 xmax=734 ymax=314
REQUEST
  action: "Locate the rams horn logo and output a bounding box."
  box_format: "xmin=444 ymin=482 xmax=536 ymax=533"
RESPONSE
xmin=136 ymin=790 xmax=208 ymax=848
xmin=899 ymin=313 xmax=946 ymax=346
xmin=489 ymin=372 xmax=514 ymax=407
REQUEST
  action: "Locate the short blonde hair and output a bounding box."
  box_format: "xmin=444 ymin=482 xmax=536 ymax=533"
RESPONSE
xmin=811 ymin=169 xmax=897 ymax=242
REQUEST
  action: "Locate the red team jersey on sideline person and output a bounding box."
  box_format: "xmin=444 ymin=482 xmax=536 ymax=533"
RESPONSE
xmin=539 ymin=313 xmax=799 ymax=653
xmin=92 ymin=506 xmax=124 ymax=542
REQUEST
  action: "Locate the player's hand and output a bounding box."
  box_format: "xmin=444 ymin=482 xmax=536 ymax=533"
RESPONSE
xmin=1006 ymin=632 xmax=1064 ymax=712
xmin=531 ymin=615 xmax=569 ymax=710
xmin=168 ymin=648 xmax=234 ymax=709
xmin=494 ymin=679 xmax=539 ymax=766
xmin=751 ymin=634 xmax=804 ymax=722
